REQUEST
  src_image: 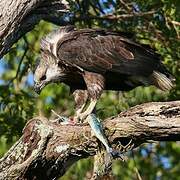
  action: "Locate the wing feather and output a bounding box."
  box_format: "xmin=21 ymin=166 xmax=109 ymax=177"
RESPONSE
xmin=57 ymin=29 xmax=160 ymax=76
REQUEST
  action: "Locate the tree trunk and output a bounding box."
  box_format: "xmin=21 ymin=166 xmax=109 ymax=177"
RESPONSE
xmin=0 ymin=0 xmax=69 ymax=58
xmin=0 ymin=101 xmax=179 ymax=179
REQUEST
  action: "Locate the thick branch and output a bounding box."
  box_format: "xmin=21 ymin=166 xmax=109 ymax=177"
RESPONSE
xmin=0 ymin=0 xmax=69 ymax=58
xmin=0 ymin=101 xmax=179 ymax=179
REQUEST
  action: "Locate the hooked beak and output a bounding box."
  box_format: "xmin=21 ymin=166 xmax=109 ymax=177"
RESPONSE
xmin=34 ymin=82 xmax=45 ymax=94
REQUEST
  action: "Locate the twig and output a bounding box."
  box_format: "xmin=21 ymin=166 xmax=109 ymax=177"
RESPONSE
xmin=171 ymin=21 xmax=180 ymax=26
xmin=119 ymin=0 xmax=131 ymax=12
xmin=74 ymin=10 xmax=157 ymax=22
xmin=132 ymin=151 xmax=142 ymax=180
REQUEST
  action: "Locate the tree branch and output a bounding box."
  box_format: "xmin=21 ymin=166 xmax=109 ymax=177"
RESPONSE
xmin=73 ymin=10 xmax=157 ymax=22
xmin=0 ymin=101 xmax=179 ymax=179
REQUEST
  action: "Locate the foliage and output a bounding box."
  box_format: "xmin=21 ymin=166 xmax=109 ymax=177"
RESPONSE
xmin=0 ymin=0 xmax=179 ymax=179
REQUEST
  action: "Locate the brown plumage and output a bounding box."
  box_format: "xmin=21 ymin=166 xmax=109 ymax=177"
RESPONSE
xmin=34 ymin=26 xmax=174 ymax=121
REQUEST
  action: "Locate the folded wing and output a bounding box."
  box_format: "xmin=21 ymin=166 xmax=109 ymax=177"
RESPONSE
xmin=57 ymin=29 xmax=161 ymax=77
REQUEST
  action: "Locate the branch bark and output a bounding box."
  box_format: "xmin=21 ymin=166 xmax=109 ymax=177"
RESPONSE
xmin=0 ymin=0 xmax=69 ymax=59
xmin=0 ymin=101 xmax=179 ymax=179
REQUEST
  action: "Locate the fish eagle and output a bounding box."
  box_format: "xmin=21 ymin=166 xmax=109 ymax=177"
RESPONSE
xmin=34 ymin=26 xmax=174 ymax=122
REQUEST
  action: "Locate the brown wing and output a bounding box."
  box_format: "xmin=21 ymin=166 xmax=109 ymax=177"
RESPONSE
xmin=57 ymin=29 xmax=161 ymax=76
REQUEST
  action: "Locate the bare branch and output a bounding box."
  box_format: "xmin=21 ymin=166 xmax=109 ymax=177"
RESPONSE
xmin=74 ymin=10 xmax=157 ymax=22
xmin=171 ymin=21 xmax=180 ymax=26
xmin=0 ymin=101 xmax=179 ymax=179
xmin=119 ymin=0 xmax=132 ymax=12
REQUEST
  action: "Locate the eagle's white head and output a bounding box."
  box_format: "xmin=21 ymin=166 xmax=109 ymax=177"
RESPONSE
xmin=34 ymin=26 xmax=75 ymax=94
xmin=34 ymin=52 xmax=66 ymax=94
xmin=34 ymin=26 xmax=75 ymax=93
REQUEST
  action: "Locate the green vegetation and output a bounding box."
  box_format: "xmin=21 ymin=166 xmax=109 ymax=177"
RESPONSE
xmin=0 ymin=0 xmax=179 ymax=179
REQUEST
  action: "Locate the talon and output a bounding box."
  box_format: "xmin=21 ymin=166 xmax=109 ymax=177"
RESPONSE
xmin=74 ymin=99 xmax=97 ymax=123
xmin=74 ymin=113 xmax=89 ymax=123
xmin=73 ymin=116 xmax=80 ymax=123
xmin=79 ymin=113 xmax=89 ymax=122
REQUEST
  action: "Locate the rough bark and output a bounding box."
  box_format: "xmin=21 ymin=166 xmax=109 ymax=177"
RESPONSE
xmin=0 ymin=0 xmax=69 ymax=59
xmin=0 ymin=101 xmax=179 ymax=180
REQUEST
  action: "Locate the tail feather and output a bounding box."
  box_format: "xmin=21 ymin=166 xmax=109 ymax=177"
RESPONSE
xmin=151 ymin=71 xmax=175 ymax=91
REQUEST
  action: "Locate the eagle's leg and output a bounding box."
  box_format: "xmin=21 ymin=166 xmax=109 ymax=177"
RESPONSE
xmin=76 ymin=103 xmax=86 ymax=115
xmin=75 ymin=71 xmax=105 ymax=122
xmin=78 ymin=99 xmax=97 ymax=122
xmin=73 ymin=90 xmax=89 ymax=122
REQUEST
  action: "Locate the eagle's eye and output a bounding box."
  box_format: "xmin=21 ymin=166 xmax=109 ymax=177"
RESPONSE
xmin=40 ymin=75 xmax=46 ymax=81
